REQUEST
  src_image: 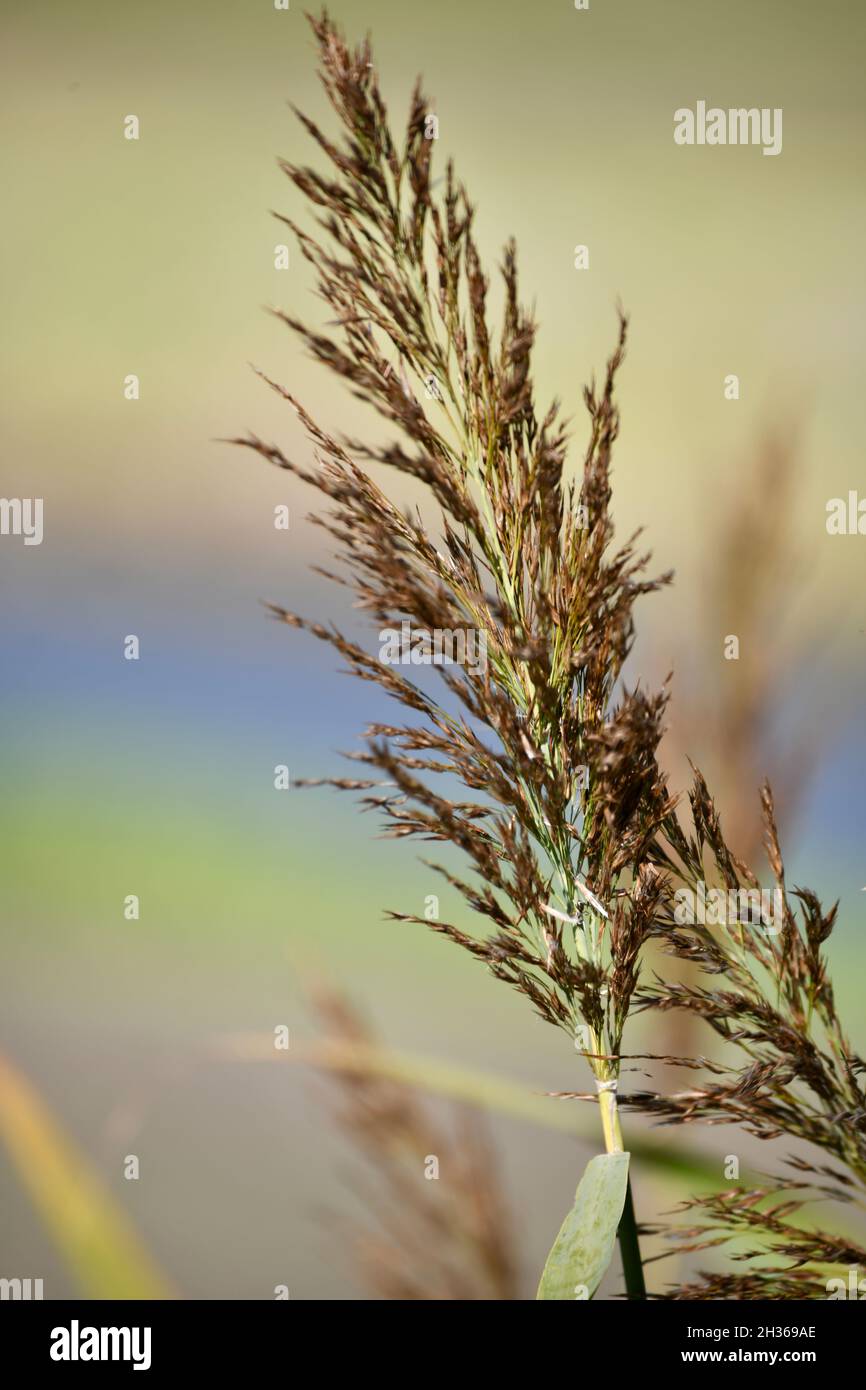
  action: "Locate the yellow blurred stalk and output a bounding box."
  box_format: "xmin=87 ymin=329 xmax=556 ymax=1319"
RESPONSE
xmin=0 ymin=1052 xmax=173 ymax=1300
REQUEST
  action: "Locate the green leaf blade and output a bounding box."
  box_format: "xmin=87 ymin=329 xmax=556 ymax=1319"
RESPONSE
xmin=537 ymin=1151 xmax=630 ymax=1301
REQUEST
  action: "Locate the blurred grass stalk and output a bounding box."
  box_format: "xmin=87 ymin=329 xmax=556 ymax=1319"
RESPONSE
xmin=0 ymin=1052 xmax=172 ymax=1300
xmin=213 ymin=1030 xmax=717 ymax=1187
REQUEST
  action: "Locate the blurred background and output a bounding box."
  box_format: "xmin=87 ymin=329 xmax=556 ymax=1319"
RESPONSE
xmin=1 ymin=0 xmax=864 ymax=1298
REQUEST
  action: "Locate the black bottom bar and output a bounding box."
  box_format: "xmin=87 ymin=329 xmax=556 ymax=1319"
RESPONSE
xmin=2 ymin=1296 xmax=858 ymax=1375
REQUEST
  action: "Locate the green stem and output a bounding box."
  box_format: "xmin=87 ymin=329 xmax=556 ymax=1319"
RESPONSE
xmin=598 ymin=1087 xmax=646 ymax=1300
xmin=617 ymin=1178 xmax=646 ymax=1301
